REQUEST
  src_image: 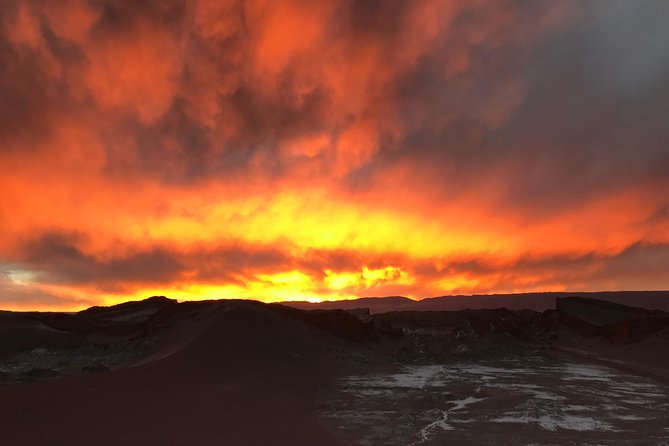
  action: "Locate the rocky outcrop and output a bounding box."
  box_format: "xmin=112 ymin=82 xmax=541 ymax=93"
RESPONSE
xmin=79 ymin=295 xmax=178 ymax=323
xmin=556 ymin=297 xmax=669 ymax=339
xmin=268 ymin=304 xmax=377 ymax=341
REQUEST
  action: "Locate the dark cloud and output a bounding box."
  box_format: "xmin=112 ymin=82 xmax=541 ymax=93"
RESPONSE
xmin=647 ymin=205 xmax=669 ymax=224
xmin=354 ymin=0 xmax=669 ymax=216
xmin=0 ymin=264 xmax=94 ymax=308
xmin=3 ymin=0 xmax=667 ymax=193
xmin=1 ymin=0 xmax=668 ymax=307
xmin=0 ymin=26 xmax=64 ymax=148
xmin=409 ymin=242 xmax=669 ymax=294
xmin=592 ymin=242 xmax=669 ymax=289
xmin=13 ymin=230 xmax=412 ymax=294
xmin=16 ymin=232 xmax=297 ymax=292
xmin=18 ymin=233 xmax=184 ymax=290
xmin=486 ymin=1 xmax=669 ymax=212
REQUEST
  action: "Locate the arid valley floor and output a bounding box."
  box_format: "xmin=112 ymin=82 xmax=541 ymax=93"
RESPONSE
xmin=1 ymin=293 xmax=668 ymax=445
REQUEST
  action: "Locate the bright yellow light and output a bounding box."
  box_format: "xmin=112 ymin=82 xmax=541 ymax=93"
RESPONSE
xmin=434 ymin=274 xmax=482 ymax=292
xmin=137 ymin=189 xmax=513 ymax=260
xmin=86 ymin=265 xmax=416 ymax=310
xmin=324 ymin=269 xmax=360 ymax=290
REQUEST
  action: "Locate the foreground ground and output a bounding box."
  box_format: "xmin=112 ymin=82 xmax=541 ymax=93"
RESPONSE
xmin=0 ymin=296 xmax=668 ymax=445
xmin=321 ymin=353 xmax=669 ymax=445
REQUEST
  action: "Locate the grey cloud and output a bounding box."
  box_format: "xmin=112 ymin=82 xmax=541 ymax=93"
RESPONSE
xmin=0 ymin=265 xmax=93 ymax=308
xmin=354 ymin=1 xmax=669 ymax=217
xmin=15 ymin=232 xmax=296 ymax=291
xmin=19 ymin=233 xmax=184 ymax=290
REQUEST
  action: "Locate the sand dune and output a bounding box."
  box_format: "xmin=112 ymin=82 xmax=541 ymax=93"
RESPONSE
xmin=0 ymin=301 xmax=347 ymax=445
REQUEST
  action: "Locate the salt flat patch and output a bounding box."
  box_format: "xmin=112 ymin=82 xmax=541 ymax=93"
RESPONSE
xmin=565 ymin=404 xmax=595 ymax=412
xmin=340 ymin=362 xmax=534 ymax=392
xmin=409 ymin=409 xmax=452 ymax=445
xmin=342 ymin=365 xmax=446 ymax=389
xmin=449 ymin=396 xmax=485 ymax=411
xmin=609 ymin=383 xmax=665 ymax=398
xmin=321 ymin=356 xmax=669 ymax=445
xmin=410 ymin=397 xmax=487 ymax=445
xmin=490 ymin=398 xmax=620 ymax=432
xmin=492 ymin=413 xmax=616 ymax=432
xmin=614 ymin=414 xmax=646 ymax=421
xmin=342 ymin=388 xmax=395 ymax=397
xmin=391 ymin=365 xmax=445 ymax=389
xmin=450 ymin=418 xmax=476 ymax=424
xmin=452 ymin=363 xmax=538 ymax=377
xmin=560 ymin=364 xmax=615 ymax=382
xmin=486 ymin=382 xmax=564 ymax=401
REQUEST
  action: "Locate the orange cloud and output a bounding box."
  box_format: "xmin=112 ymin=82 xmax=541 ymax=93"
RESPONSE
xmin=0 ymin=0 xmax=668 ymax=310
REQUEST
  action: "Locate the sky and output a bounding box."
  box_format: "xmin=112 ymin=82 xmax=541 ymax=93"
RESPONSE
xmin=1 ymin=0 xmax=668 ymax=310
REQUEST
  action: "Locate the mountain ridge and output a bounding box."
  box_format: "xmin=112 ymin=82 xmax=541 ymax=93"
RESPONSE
xmin=284 ymin=290 xmax=669 ymax=313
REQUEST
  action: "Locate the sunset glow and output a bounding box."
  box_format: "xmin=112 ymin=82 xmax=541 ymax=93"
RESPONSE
xmin=1 ymin=0 xmax=668 ymax=310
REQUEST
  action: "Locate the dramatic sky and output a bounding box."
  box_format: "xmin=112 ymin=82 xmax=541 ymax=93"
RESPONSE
xmin=1 ymin=0 xmax=668 ymax=310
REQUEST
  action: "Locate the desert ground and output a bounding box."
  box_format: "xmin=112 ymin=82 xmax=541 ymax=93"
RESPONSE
xmin=1 ymin=294 xmax=668 ymax=445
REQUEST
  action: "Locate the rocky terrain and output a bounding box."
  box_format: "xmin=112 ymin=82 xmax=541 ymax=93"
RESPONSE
xmin=0 ymin=295 xmax=668 ymax=445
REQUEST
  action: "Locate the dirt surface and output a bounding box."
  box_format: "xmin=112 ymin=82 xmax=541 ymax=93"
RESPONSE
xmin=0 ymin=301 xmax=347 ymax=445
xmin=320 ymin=353 xmax=669 ymax=445
xmin=0 ymin=296 xmax=668 ymax=445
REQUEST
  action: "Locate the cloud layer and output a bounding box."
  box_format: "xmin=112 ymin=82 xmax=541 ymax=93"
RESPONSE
xmin=1 ymin=0 xmax=668 ymax=309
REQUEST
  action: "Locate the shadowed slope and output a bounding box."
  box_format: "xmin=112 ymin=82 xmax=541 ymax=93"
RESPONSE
xmin=0 ymin=301 xmax=346 ymax=446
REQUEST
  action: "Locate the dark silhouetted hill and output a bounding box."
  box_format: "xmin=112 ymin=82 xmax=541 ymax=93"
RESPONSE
xmin=285 ymin=291 xmax=669 ymax=314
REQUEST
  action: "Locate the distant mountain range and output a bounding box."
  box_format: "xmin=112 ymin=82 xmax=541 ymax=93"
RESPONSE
xmin=284 ymin=290 xmax=669 ymax=313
